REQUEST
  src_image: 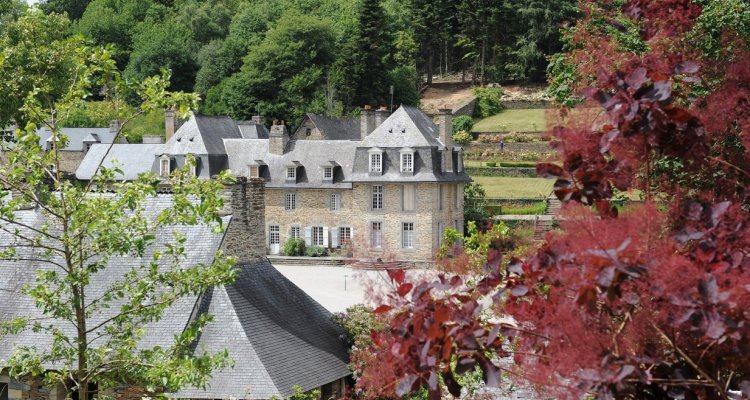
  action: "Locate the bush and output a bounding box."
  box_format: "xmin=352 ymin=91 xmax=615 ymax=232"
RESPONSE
xmin=281 ymin=238 xmax=306 ymax=256
xmin=484 ymin=161 xmax=497 ymax=167
xmin=473 ymin=87 xmax=504 ymax=118
xmin=500 ymin=161 xmax=537 ymax=168
xmin=304 ymin=245 xmax=328 ymax=257
xmin=452 ymin=130 xmax=473 ymax=145
xmin=504 ymin=133 xmax=537 ymax=143
xmin=501 ymin=201 xmax=547 ymax=215
xmin=452 ymin=115 xmax=474 ymax=133
xmin=477 ymin=133 xmax=501 ymax=143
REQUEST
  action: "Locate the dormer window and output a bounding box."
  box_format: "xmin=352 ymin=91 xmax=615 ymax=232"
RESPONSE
xmin=324 ymin=166 xmax=333 ymax=179
xmin=159 ymin=155 xmax=171 ymax=177
xmin=368 ymin=148 xmax=383 ymax=174
xmin=400 ymin=148 xmax=415 ymax=174
xmin=248 ymin=165 xmax=260 ymax=178
xmin=187 ymin=154 xmax=197 ymax=177
xmin=287 ymin=167 xmax=296 ymax=180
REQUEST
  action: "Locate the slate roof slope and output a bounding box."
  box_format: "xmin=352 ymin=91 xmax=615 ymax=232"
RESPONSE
xmin=176 ymin=260 xmax=351 ymax=399
xmin=237 ymin=121 xmax=270 ymax=139
xmin=224 ymin=139 xmax=359 ymax=189
xmin=165 ymin=115 xmax=243 ymax=155
xmin=36 ymin=127 xmax=123 ymax=151
xmin=306 ymin=114 xmax=360 ymax=140
xmin=75 ymin=143 xmax=167 ymax=180
xmin=360 ymin=105 xmax=443 ymax=149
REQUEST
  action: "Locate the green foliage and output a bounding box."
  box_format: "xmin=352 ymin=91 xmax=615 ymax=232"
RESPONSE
xmin=452 ymin=115 xmax=474 ymax=133
xmin=332 ymin=304 xmax=385 ymax=349
xmin=504 ymin=133 xmax=537 ymax=143
xmin=500 ymin=201 xmax=547 ymax=215
xmin=464 ymin=182 xmax=489 ymax=227
xmin=39 ymin=0 xmax=89 ymax=20
xmin=485 ymin=161 xmax=497 ymax=167
xmin=436 ymin=227 xmax=462 ymax=259
xmin=304 ymin=245 xmax=328 ymax=257
xmin=288 ymin=385 xmax=320 ymax=400
xmin=452 ymin=130 xmax=473 ymax=145
xmin=281 ymin=238 xmax=306 ymax=257
xmin=58 ymin=100 xmax=121 ymax=128
xmin=472 ymin=87 xmax=504 ymax=118
xmin=0 ymin=12 xmax=233 ymax=400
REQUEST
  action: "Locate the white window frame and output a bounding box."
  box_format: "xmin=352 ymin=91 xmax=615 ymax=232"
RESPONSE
xmin=286 ymin=166 xmax=297 ymax=180
xmin=369 ymin=151 xmax=382 ymax=173
xmin=290 ymin=225 xmax=301 ymax=240
xmin=339 ymin=226 xmax=352 ymax=247
xmin=400 ymin=151 xmax=414 ymax=173
xmin=285 ymin=192 xmax=297 ymax=211
xmin=159 ymin=156 xmax=170 ymax=177
xmin=371 ymin=221 xmax=383 ymax=249
xmin=330 ymin=193 xmax=342 ymax=211
xmin=269 ymin=225 xmax=280 ymax=245
xmin=371 ymin=185 xmax=384 ymax=210
xmin=312 ymin=226 xmax=325 ymax=247
xmin=248 ymin=165 xmax=260 ymax=179
xmin=402 ymin=222 xmax=415 ymax=249
xmin=324 ymin=166 xmax=333 ymax=179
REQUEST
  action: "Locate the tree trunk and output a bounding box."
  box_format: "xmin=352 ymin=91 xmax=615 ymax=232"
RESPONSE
xmin=426 ymin=51 xmax=434 ymax=85
xmin=480 ymin=38 xmax=487 ymax=85
xmin=74 ymin=281 xmax=89 ymax=400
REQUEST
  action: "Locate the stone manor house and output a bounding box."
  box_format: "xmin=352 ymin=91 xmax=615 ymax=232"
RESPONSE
xmin=76 ymin=106 xmax=470 ymax=262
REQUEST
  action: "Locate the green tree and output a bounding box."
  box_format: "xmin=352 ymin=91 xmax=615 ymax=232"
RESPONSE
xmin=463 ymin=182 xmax=489 ymax=228
xmin=0 ymin=12 xmax=236 ymax=400
xmin=39 ymin=0 xmax=90 ymax=20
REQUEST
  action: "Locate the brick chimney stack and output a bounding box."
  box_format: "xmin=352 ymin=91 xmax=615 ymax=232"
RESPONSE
xmin=109 ymin=120 xmax=122 ymax=136
xmin=251 ymin=115 xmax=265 ymax=126
xmin=360 ymin=105 xmax=376 ymax=140
xmin=165 ymin=109 xmax=177 ymax=142
xmin=269 ymin=120 xmax=289 ymax=155
xmin=375 ymin=105 xmax=389 ymax=127
xmin=220 ymin=177 xmax=267 ymax=264
xmin=438 ymin=106 xmax=454 ymax=173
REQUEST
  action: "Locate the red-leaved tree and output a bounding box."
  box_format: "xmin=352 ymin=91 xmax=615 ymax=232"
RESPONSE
xmin=354 ymin=1 xmax=750 ymax=399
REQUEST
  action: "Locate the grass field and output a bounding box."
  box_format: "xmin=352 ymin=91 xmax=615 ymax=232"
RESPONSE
xmin=472 ymin=176 xmax=554 ymax=198
xmin=473 ymin=108 xmax=549 ymax=132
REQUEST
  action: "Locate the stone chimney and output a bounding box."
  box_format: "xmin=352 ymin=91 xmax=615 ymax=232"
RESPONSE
xmin=269 ymin=120 xmax=289 ymax=155
xmin=251 ymin=115 xmax=265 ymax=126
xmin=375 ymin=105 xmax=389 ymax=127
xmin=109 ymin=120 xmax=122 ymax=136
xmin=219 ymin=177 xmax=267 ymax=264
xmin=360 ymin=105 xmax=376 ymax=140
xmin=165 ymin=109 xmax=185 ymax=142
xmin=438 ymin=107 xmax=454 ymax=173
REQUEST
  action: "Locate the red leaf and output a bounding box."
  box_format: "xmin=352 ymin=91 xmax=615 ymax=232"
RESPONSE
xmin=397 ymin=283 xmax=414 ymax=297
xmin=373 ymin=304 xmax=393 ymax=314
xmin=387 ymin=268 xmax=406 ymax=284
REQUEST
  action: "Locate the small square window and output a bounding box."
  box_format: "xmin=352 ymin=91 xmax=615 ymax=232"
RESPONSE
xmin=305 ymin=127 xmax=312 ymax=136
xmin=324 ymin=166 xmax=333 ymax=179
xmin=285 ymin=193 xmax=296 ymax=210
xmin=287 ymin=167 xmax=297 ymax=180
xmin=248 ymin=165 xmax=260 ymax=178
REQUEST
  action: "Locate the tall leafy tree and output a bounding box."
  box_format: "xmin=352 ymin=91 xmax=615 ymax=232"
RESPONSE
xmin=0 ymin=10 xmax=235 ymax=400
xmin=352 ymin=0 xmax=393 ymax=106
xmin=39 ymin=0 xmax=90 ymax=20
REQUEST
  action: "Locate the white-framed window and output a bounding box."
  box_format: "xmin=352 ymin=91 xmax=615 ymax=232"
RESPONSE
xmin=291 ymin=225 xmax=301 ymax=240
xmin=285 ymin=192 xmax=296 ymax=211
xmin=269 ymin=225 xmax=280 ymax=245
xmin=369 ymin=152 xmax=382 ymax=173
xmin=371 ymin=222 xmax=382 ymax=249
xmin=248 ymin=165 xmax=260 ymax=178
xmin=159 ymin=156 xmax=170 ymax=177
xmin=324 ymin=166 xmax=333 ymax=179
xmin=402 ymin=222 xmax=415 ymax=249
xmin=330 ymin=193 xmax=342 ymax=211
xmin=371 ymin=185 xmax=383 ymax=210
xmin=286 ymin=166 xmax=297 ymax=180
xmin=402 ymin=184 xmax=415 ymax=211
xmin=438 ymin=184 xmax=444 ymax=210
xmin=339 ymin=226 xmax=352 ymax=247
xmin=312 ymin=226 xmax=325 ymax=246
xmin=401 ymin=152 xmax=413 ymax=173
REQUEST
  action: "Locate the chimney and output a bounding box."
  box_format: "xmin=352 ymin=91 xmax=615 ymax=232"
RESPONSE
xmin=219 ymin=177 xmax=267 ymax=264
xmin=251 ymin=115 xmax=266 ymax=126
xmin=438 ymin=107 xmax=454 ymax=173
xmin=164 ymin=109 xmax=185 ymax=142
xmin=375 ymin=105 xmax=389 ymax=127
xmin=360 ymin=105 xmax=376 ymax=140
xmin=269 ymin=120 xmax=289 ymax=155
xmin=109 ymin=120 xmax=122 ymax=135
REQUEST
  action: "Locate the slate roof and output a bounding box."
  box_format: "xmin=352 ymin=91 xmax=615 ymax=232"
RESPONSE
xmin=164 ymin=115 xmax=244 ymax=155
xmin=360 ymin=105 xmax=443 ymax=149
xmin=36 ymin=127 xmax=124 ymax=152
xmin=224 ymin=139 xmax=359 ymax=189
xmin=237 ymin=121 xmax=270 ymax=139
xmin=305 ymin=114 xmax=360 ymax=140
xmin=175 ymin=260 xmax=350 ymax=399
xmin=0 ymin=196 xmax=350 ymax=399
xmin=75 ymin=143 xmax=167 ymax=180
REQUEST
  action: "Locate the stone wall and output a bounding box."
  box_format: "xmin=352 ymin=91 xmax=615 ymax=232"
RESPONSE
xmin=57 ymin=150 xmax=85 ymax=174
xmin=2 ymin=376 xmax=148 ymax=400
xmin=292 ymin=119 xmax=323 ymax=140
xmin=452 ymin=97 xmax=477 ymax=117
xmin=500 ymin=100 xmax=551 ymax=109
xmin=219 ymin=177 xmax=266 ymax=263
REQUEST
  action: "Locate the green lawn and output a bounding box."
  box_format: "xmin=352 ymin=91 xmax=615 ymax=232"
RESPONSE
xmin=473 ymin=108 xmax=549 ymax=132
xmin=471 ymin=176 xmax=554 ymax=198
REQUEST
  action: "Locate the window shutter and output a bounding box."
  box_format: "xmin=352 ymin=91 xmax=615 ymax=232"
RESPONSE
xmin=304 ymin=227 xmax=312 ymax=246
xmin=323 ymin=227 xmax=329 ymax=248
xmin=332 ymin=227 xmax=339 ymax=248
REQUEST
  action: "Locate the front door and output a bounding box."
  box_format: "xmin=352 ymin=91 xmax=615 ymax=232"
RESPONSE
xmin=269 ymin=225 xmax=280 ymax=254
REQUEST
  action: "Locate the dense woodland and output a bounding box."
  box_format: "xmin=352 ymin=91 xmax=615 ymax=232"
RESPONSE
xmin=1 ymin=0 xmax=577 ymax=126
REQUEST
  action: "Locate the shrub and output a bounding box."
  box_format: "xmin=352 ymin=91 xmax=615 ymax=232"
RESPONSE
xmin=452 ymin=129 xmax=473 ymax=145
xmin=304 ymin=245 xmax=328 ymax=257
xmin=501 ymin=201 xmax=547 ymax=215
xmin=503 ymin=133 xmax=536 ymax=143
xmin=484 ymin=161 xmax=497 ymax=167
xmin=281 ymin=238 xmax=306 ymax=256
xmin=477 ymin=133 xmax=501 ymax=143
xmin=472 ymin=87 xmax=504 ymax=118
xmin=452 ymin=115 xmax=474 ymax=133
xmin=499 ymin=161 xmax=537 ymax=168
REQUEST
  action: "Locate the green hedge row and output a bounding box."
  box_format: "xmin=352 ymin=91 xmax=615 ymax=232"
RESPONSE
xmin=465 ymin=166 xmax=538 ymax=178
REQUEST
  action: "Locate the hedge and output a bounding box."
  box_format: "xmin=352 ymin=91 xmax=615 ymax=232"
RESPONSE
xmin=465 ymin=166 xmax=538 ymax=178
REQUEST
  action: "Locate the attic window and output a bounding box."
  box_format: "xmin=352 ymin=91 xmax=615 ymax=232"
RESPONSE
xmin=305 ymin=128 xmax=312 ymax=136
xmin=400 ymin=148 xmax=415 ymax=173
xmin=368 ymin=149 xmax=383 ymax=174
xmin=159 ymin=155 xmax=171 ymax=177
xmin=248 ymin=165 xmax=260 ymax=179
xmin=286 ymin=166 xmax=297 ymax=180
xmin=324 ymin=166 xmax=333 ymax=179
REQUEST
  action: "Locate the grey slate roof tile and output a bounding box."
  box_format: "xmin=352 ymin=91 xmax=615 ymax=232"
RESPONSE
xmin=36 ymin=127 xmax=124 ymax=152
xmin=305 ymin=114 xmax=360 ymax=140
xmin=75 ymin=143 xmax=166 ymax=180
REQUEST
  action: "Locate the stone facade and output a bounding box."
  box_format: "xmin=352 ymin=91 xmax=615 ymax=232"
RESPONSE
xmin=219 ymin=177 xmax=267 ymax=263
xmin=265 ymin=182 xmax=463 ymax=261
xmin=292 ymin=118 xmax=323 ymax=140
xmin=57 ymin=150 xmax=85 ymax=174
